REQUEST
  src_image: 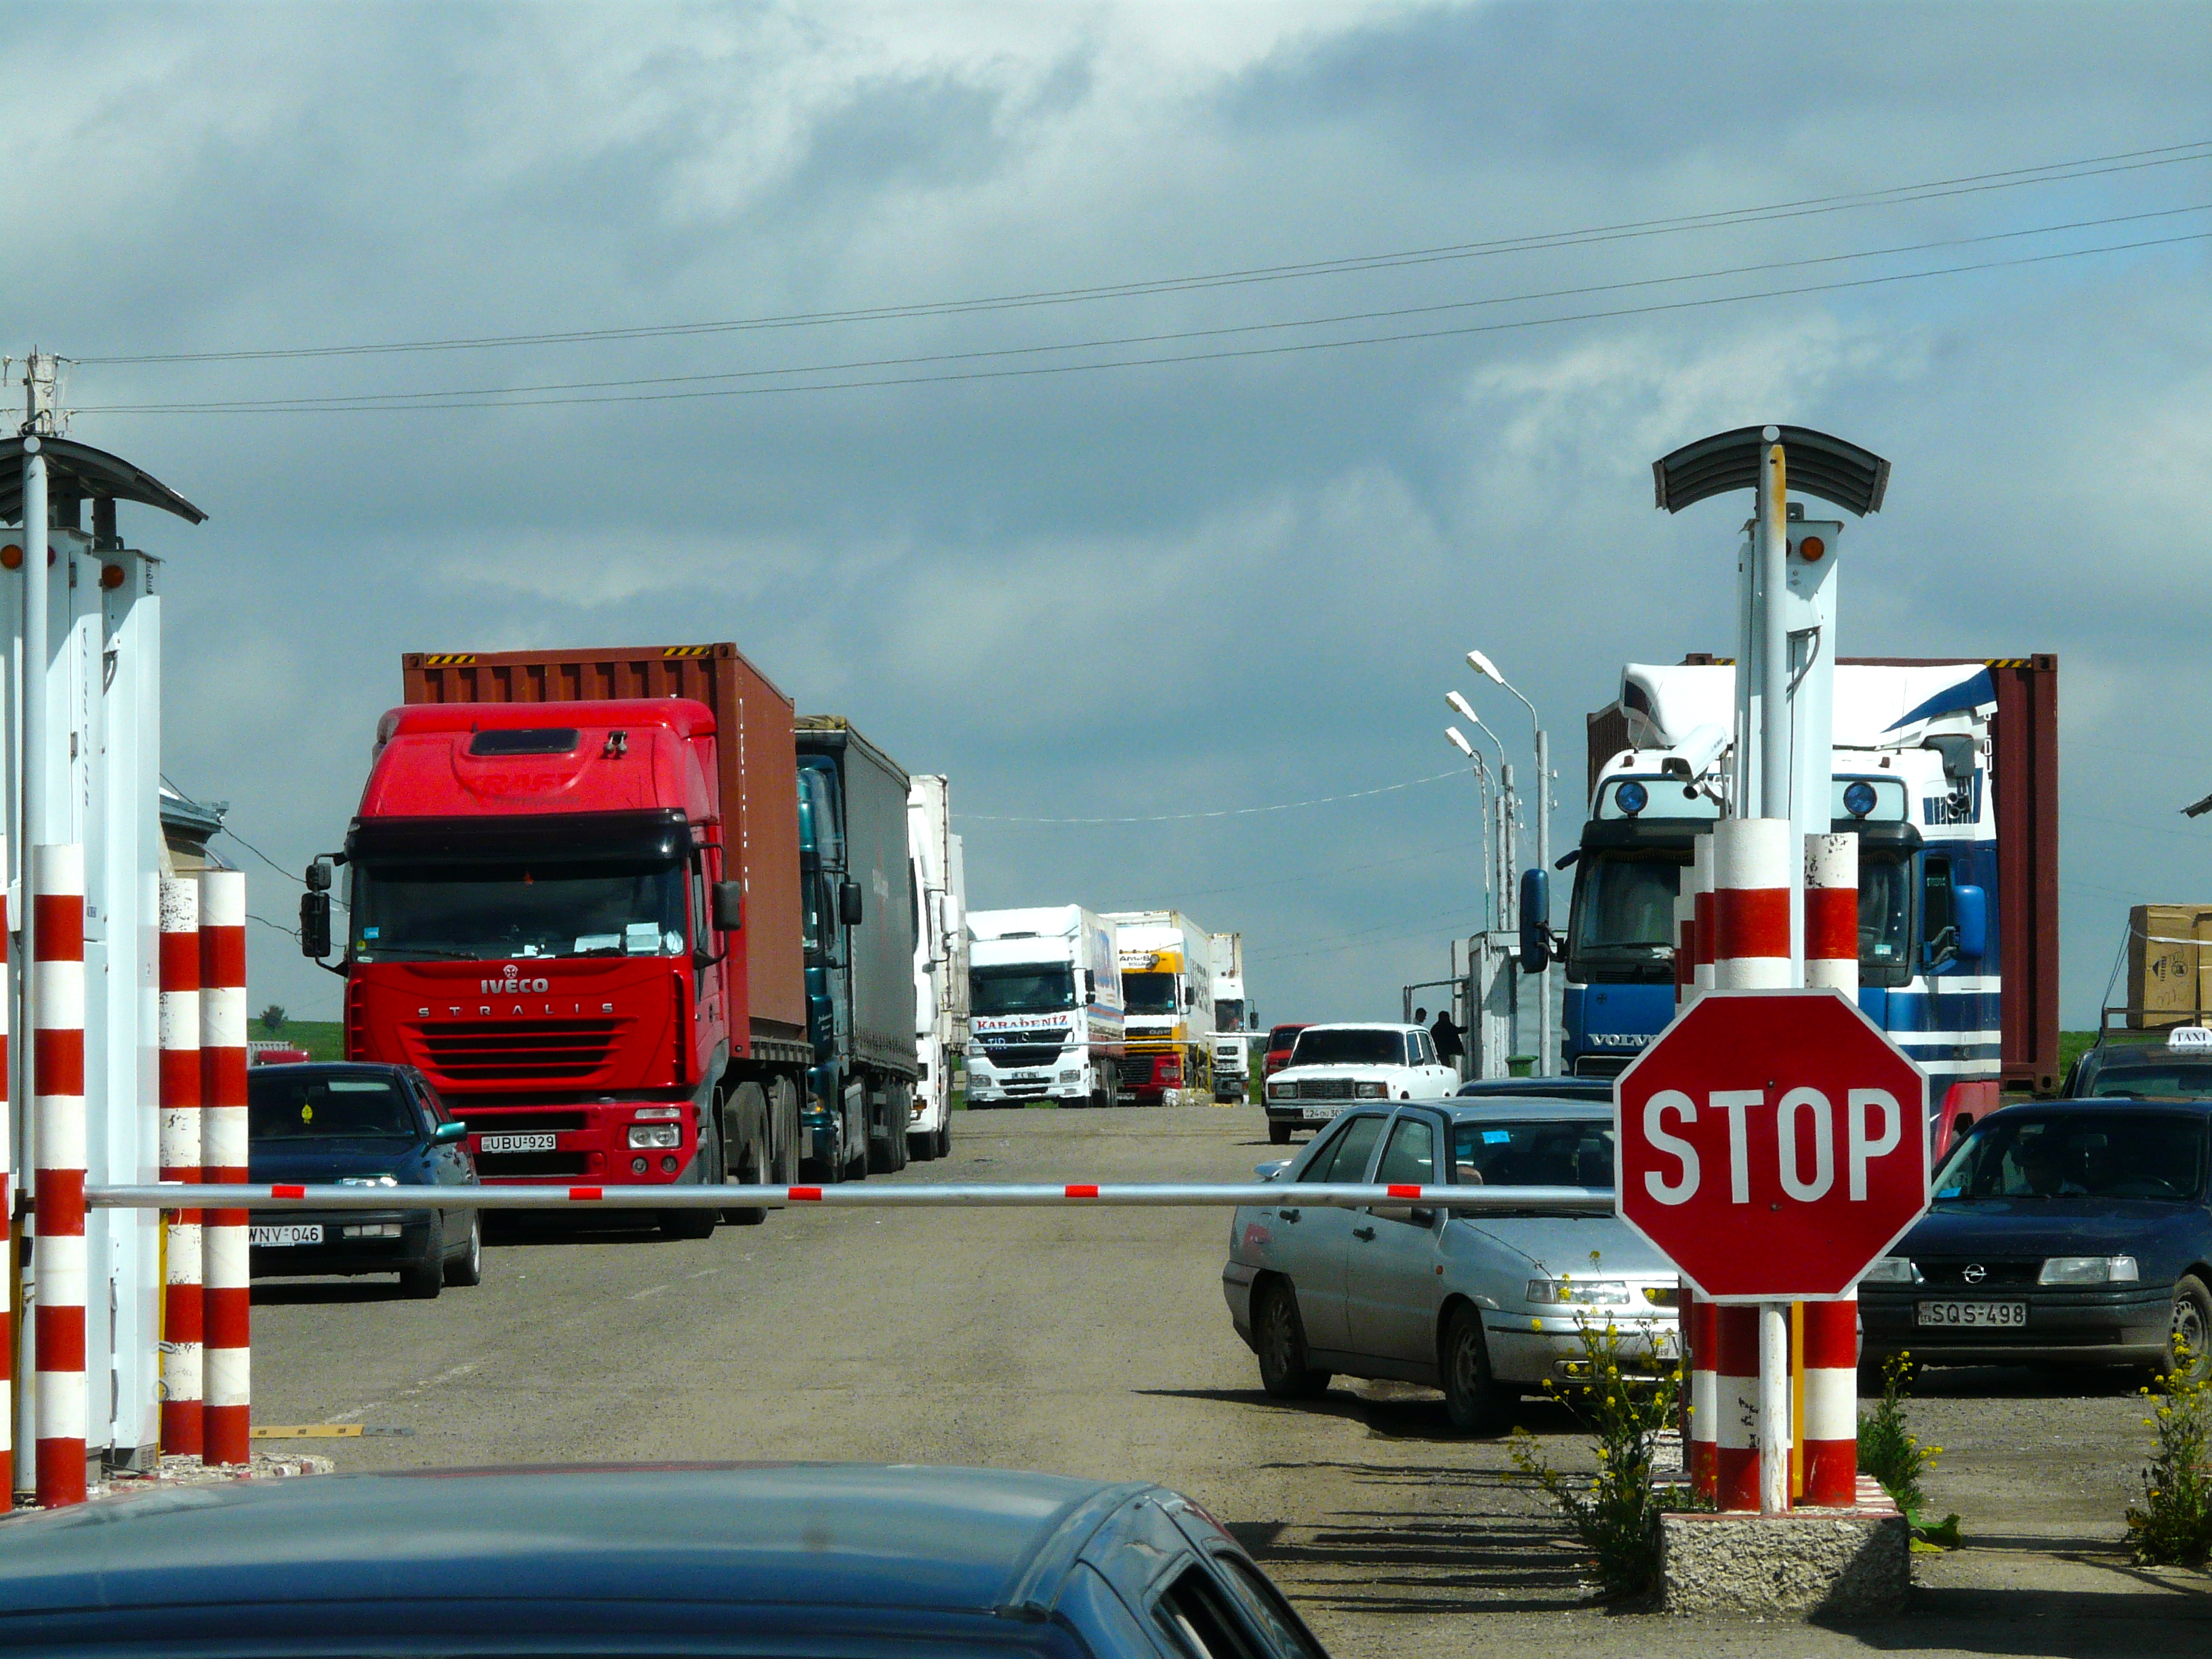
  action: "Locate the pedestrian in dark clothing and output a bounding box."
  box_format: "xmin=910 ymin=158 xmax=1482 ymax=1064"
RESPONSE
xmin=1431 ymin=1010 xmax=1465 ymax=1065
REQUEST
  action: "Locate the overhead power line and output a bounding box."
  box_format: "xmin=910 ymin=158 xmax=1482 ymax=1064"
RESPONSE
xmin=76 ymin=203 xmax=2208 ymax=414
xmin=80 ymin=226 xmax=2212 ymax=416
xmin=67 ymin=138 xmax=2211 ymax=367
xmin=960 ymin=769 xmax=1465 ymax=825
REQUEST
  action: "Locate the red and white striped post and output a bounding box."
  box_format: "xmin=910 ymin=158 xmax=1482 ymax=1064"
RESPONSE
xmin=1711 ymin=817 xmax=1795 ymax=1512
xmin=1685 ymin=1292 xmax=1717 ymax=1500
xmin=1677 ymin=832 xmax=1709 ymax=1485
xmin=1800 ymin=832 xmax=1860 ymax=1506
xmin=1690 ymin=832 xmax=1716 ymax=1003
xmin=32 ymin=845 xmax=87 ymax=1507
xmin=199 ymin=870 xmax=249 ymax=1467
xmin=158 ymin=878 xmax=203 ymax=1459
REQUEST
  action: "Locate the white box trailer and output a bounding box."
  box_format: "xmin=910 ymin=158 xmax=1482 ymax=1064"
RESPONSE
xmin=966 ymin=907 xmax=1125 ymax=1108
xmin=906 ymin=775 xmax=968 ymax=1158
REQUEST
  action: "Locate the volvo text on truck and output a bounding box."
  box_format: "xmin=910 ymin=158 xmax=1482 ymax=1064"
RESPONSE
xmin=906 ymin=774 xmax=968 ymax=1161
xmin=964 ymin=907 xmax=1125 ymax=1108
xmin=795 ymin=716 xmax=924 ymax=1177
xmin=1563 ymin=654 xmax=2058 ymax=1135
xmin=1103 ymin=911 xmax=1214 ymax=1105
xmin=310 ymin=644 xmax=813 ymax=1240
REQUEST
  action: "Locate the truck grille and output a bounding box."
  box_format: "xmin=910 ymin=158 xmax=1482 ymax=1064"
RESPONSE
xmin=451 ymin=1110 xmax=590 ymax=1135
xmin=1297 ymin=1079 xmax=1355 ymax=1101
xmin=413 ymin=1021 xmax=621 ymax=1084
xmin=979 ymin=1043 xmax=1061 ymax=1069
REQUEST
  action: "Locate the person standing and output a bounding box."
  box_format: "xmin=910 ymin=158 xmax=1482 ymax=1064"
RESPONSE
xmin=1431 ymin=1008 xmax=1467 ymax=1081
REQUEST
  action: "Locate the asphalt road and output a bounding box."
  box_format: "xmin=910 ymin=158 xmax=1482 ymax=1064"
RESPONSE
xmin=255 ymin=1105 xmax=2210 ymax=1657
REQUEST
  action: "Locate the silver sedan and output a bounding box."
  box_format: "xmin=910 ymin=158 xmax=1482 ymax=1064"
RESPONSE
xmin=1221 ymin=1099 xmax=1680 ymax=1431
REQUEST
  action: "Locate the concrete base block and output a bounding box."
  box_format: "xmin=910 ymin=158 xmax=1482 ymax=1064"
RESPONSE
xmin=1660 ymin=1481 xmax=1908 ymax=1618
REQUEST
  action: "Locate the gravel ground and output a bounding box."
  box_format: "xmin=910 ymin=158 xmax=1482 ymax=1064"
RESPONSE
xmin=250 ymin=1105 xmax=2211 ymax=1656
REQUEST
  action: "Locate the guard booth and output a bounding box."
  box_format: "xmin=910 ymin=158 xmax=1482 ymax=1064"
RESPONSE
xmin=2 ymin=433 xmax=205 ymax=1485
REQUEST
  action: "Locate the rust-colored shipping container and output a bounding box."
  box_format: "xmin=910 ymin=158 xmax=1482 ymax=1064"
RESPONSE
xmin=401 ymin=643 xmax=806 ymax=1042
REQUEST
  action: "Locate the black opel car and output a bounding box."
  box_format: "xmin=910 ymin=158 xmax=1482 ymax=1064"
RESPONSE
xmin=1860 ymin=1099 xmax=2212 ymax=1375
xmin=247 ymin=1062 xmax=481 ymax=1298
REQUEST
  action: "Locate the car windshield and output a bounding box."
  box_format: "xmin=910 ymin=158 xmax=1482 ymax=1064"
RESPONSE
xmin=970 ymin=964 xmax=1076 ymax=1015
xmin=1933 ymin=1111 xmax=2209 ymax=1202
xmin=1452 ymin=1119 xmax=1616 ymax=1186
xmin=2083 ymin=1062 xmax=2212 ymax=1100
xmin=1290 ymin=1029 xmax=1405 ymax=1067
xmin=352 ymin=857 xmax=687 ymax=962
xmin=249 ymin=1076 xmax=417 ymax=1141
xmin=1568 ymin=851 xmax=1681 ymax=984
xmin=1124 ymin=972 xmax=1176 ymax=1015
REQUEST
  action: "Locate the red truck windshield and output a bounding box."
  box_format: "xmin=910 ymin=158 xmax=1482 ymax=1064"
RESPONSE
xmin=352 ymin=857 xmax=687 ymax=962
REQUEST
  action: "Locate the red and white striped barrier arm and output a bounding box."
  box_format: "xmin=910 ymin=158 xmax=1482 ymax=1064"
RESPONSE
xmin=1800 ymin=832 xmax=1860 ymax=1506
xmin=198 ymin=871 xmax=249 ymax=1467
xmin=1712 ymin=817 xmax=1791 ymax=990
xmin=91 ymin=1180 xmax=1618 ymax=1215
xmin=158 ymin=877 xmax=203 ymax=1460
xmin=32 ymin=846 xmax=87 ymax=1509
xmin=0 ymin=836 xmax=12 ymax=1507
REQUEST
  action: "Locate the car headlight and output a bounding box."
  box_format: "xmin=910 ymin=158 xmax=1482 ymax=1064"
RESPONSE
xmin=1861 ymin=1256 xmax=1921 ymax=1284
xmin=1267 ymin=1081 xmax=1293 ymax=1100
xmin=628 ymin=1124 xmax=682 ymax=1149
xmin=1526 ymin=1277 xmax=1631 ymax=1306
xmin=337 ymin=1174 xmax=400 ymax=1189
xmin=2039 ymin=1254 xmax=2139 ymax=1285
xmin=1355 ymin=1081 xmax=1389 ymax=1099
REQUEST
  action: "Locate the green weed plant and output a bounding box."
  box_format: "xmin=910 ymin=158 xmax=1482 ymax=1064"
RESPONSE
xmin=2127 ymin=1338 xmax=2212 ymax=1568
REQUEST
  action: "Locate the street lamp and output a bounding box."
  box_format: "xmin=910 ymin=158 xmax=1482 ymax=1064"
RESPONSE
xmin=1443 ymin=726 xmax=1496 ymax=929
xmin=1465 ymin=649 xmax=1553 ymax=1073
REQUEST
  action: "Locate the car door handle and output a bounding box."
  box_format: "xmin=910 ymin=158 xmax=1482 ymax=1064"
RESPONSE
xmin=1279 ymin=1208 xmax=1300 ymax=1223
xmin=1352 ymin=1225 xmax=1376 ymax=1242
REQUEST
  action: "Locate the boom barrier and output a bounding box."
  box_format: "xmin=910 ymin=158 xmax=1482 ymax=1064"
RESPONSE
xmin=92 ymin=1182 xmax=1612 ymax=1214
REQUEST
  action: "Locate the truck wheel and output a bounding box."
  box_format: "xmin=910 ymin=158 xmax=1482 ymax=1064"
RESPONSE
xmin=774 ymin=1080 xmax=802 ymax=1187
xmin=1254 ymin=1282 xmax=1330 ymax=1399
xmin=661 ymin=1126 xmax=720 ymax=1240
xmin=934 ymin=1120 xmax=950 ymax=1159
xmin=723 ymin=1084 xmax=770 ymax=1226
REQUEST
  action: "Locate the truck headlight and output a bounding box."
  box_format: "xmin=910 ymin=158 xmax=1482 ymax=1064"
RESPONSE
xmin=1860 ymin=1256 xmax=1921 ymax=1284
xmin=2039 ymin=1254 xmax=2138 ymax=1285
xmin=628 ymin=1124 xmax=682 ymax=1149
xmin=1355 ymin=1082 xmax=1388 ymax=1099
xmin=1526 ymin=1277 xmax=1631 ymax=1306
xmin=1059 ymin=1069 xmax=1081 ymax=1082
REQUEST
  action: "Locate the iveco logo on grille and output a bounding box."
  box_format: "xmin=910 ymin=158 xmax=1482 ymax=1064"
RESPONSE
xmin=1963 ymin=1263 xmax=1987 ymax=1284
xmin=483 ymin=962 xmax=551 ymax=994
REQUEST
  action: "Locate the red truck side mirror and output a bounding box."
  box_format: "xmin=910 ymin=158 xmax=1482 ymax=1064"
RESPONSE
xmin=711 ymin=881 xmax=743 ymax=932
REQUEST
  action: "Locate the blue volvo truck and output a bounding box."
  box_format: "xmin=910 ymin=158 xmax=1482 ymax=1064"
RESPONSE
xmin=1560 ymin=655 xmax=2058 ymax=1135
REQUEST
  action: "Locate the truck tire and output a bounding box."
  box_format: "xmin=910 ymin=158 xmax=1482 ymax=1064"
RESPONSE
xmin=660 ymin=1124 xmax=720 ymax=1240
xmin=773 ymin=1079 xmax=802 ymax=1187
xmin=723 ymin=1083 xmax=770 ymax=1226
xmin=934 ymin=1118 xmax=950 ymax=1160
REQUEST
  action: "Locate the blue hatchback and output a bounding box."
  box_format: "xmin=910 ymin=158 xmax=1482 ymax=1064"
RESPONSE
xmin=0 ymin=1463 xmax=1329 ymax=1658
xmin=1859 ymin=1099 xmax=2212 ymax=1375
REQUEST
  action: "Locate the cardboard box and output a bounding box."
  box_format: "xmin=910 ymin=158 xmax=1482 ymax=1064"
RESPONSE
xmin=2127 ymin=905 xmax=2212 ymax=1028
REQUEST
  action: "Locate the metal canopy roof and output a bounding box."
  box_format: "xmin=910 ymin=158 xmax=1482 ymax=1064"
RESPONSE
xmin=0 ymin=435 xmax=207 ymax=527
xmin=1652 ymin=425 xmax=1890 ymax=517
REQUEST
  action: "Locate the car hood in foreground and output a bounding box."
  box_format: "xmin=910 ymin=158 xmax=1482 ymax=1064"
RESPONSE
xmin=1894 ymin=1199 xmax=2207 ymax=1269
xmin=248 ymin=1140 xmax=430 ymax=1186
xmin=1457 ymin=1213 xmax=1675 ymax=1282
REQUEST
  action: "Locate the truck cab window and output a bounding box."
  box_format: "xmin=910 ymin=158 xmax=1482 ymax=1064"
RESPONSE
xmin=1124 ymin=972 xmax=1176 ymax=1015
xmin=1858 ymin=855 xmax=1913 ymax=987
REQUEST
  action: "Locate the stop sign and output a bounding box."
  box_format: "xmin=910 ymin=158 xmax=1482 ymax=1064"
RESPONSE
xmin=1615 ymin=988 xmax=1929 ymax=1301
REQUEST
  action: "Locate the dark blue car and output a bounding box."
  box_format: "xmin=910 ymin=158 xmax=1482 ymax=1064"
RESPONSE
xmin=1859 ymin=1099 xmax=2212 ymax=1375
xmin=248 ymin=1061 xmax=480 ymax=1298
xmin=0 ymin=1463 xmax=1329 ymax=1658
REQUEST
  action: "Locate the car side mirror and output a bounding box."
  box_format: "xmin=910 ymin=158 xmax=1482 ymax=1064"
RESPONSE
xmin=432 ymin=1120 xmax=468 ymax=1145
xmin=299 ymin=890 xmax=331 ymax=959
xmin=1518 ymin=867 xmax=1550 ymax=972
xmin=1954 ymin=884 xmax=1988 ymax=960
xmin=712 ymin=880 xmax=743 ymax=931
xmin=840 ymin=880 xmax=865 ymax=926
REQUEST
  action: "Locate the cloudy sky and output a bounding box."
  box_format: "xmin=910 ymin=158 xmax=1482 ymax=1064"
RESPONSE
xmin=7 ymin=1 xmax=2209 ymax=1040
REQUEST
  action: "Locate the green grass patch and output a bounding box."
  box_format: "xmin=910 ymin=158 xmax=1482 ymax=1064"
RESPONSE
xmin=2060 ymin=1029 xmax=2097 ymax=1078
xmin=274 ymin=1020 xmax=345 ymax=1061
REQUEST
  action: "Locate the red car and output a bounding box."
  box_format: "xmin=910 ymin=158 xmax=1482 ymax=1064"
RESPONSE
xmin=1263 ymin=1023 xmax=1310 ymax=1079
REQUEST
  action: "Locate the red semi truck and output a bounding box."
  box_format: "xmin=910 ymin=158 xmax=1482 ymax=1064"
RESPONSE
xmin=302 ymin=645 xmax=817 ymax=1237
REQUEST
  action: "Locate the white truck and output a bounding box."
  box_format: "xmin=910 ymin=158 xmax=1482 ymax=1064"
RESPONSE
xmin=907 ymin=775 xmax=968 ymax=1159
xmin=1104 ymin=910 xmax=1214 ymax=1106
xmin=1209 ymin=931 xmax=1251 ymax=1103
xmin=965 ymin=907 xmax=1126 ymax=1109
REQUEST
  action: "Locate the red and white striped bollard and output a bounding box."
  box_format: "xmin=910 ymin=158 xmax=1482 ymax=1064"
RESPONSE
xmin=32 ymin=846 xmax=87 ymax=1507
xmin=159 ymin=877 xmax=203 ymax=1459
xmin=199 ymin=870 xmax=250 ymax=1466
xmin=1801 ymin=832 xmax=1860 ymax=1505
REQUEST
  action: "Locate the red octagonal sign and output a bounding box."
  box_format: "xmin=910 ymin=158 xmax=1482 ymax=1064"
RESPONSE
xmin=1616 ymin=988 xmax=1929 ymax=1302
